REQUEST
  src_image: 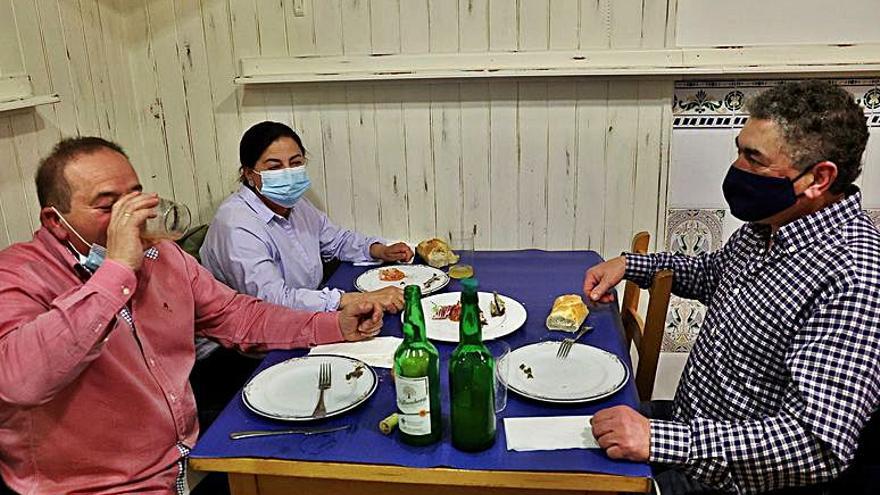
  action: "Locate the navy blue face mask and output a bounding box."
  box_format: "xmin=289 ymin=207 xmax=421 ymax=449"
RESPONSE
xmin=722 ymin=164 xmax=815 ymax=222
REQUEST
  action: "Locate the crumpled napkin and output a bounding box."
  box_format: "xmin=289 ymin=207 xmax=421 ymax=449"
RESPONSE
xmin=504 ymin=415 xmax=600 ymax=451
xmin=308 ymin=336 xmax=402 ymax=368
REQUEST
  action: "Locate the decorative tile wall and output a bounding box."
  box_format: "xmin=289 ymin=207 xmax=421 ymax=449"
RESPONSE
xmin=865 ymin=209 xmax=880 ymax=228
xmin=662 ymin=209 xmax=724 ymax=352
xmin=665 ymin=77 xmax=880 ymax=352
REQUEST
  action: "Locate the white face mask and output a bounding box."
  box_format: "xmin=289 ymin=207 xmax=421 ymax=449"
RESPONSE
xmin=52 ymin=207 xmax=107 ymax=272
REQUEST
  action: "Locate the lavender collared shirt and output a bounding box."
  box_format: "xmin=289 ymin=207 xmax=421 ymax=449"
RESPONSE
xmin=201 ymin=186 xmax=384 ymax=312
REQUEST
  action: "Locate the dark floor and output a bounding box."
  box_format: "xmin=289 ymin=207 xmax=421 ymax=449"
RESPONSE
xmin=191 ymin=472 xmax=231 ymax=495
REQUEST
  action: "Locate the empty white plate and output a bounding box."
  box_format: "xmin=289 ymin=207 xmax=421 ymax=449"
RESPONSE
xmin=411 ymin=291 xmax=527 ymax=343
xmin=504 ymin=342 xmax=628 ymax=403
xmin=242 ymin=354 xmax=378 ymax=421
xmin=354 ymin=264 xmax=449 ymax=295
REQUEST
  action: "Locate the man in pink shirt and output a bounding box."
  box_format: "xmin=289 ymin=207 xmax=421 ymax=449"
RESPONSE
xmin=0 ymin=137 xmax=384 ymax=494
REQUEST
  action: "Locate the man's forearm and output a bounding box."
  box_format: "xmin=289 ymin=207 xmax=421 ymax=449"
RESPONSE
xmin=0 ymin=261 xmax=134 ymax=406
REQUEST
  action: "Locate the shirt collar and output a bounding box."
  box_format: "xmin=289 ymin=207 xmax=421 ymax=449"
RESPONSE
xmin=237 ymin=184 xmax=283 ymax=224
xmin=744 ymin=186 xmax=863 ymax=254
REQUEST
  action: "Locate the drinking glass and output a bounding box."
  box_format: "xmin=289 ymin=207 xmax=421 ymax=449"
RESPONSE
xmin=488 ymin=340 xmax=510 ymax=414
xmin=142 ymin=197 xmax=192 ymax=242
xmin=447 ymin=230 xmax=475 ymax=279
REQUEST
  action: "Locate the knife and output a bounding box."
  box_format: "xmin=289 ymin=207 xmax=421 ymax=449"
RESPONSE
xmin=229 ymin=424 xmax=350 ymax=440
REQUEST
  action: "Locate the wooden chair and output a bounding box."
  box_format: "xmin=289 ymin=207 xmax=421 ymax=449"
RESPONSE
xmin=620 ymin=232 xmax=673 ymax=402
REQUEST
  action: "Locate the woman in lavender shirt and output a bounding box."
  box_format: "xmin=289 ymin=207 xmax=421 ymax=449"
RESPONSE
xmin=200 ymin=121 xmax=412 ymax=314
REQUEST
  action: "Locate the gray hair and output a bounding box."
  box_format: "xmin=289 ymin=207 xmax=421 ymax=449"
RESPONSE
xmin=746 ymin=80 xmax=868 ymax=194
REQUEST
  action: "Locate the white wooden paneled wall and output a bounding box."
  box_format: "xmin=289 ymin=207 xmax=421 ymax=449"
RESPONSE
xmin=0 ymin=0 xmax=135 ymax=248
xmin=0 ymin=0 xmax=675 ymax=259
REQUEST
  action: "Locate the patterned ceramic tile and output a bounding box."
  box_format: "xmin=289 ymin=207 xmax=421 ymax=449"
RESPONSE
xmin=673 ymin=78 xmax=880 ymax=128
xmin=663 ymin=299 xmax=707 ymax=353
xmin=667 ymin=77 xmax=880 ymax=353
xmin=661 ymin=209 xmax=725 ymax=352
xmin=864 ymin=209 xmax=880 ymax=229
xmin=666 ymin=209 xmax=725 ymax=256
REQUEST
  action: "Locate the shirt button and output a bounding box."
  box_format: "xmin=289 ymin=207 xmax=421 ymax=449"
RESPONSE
xmin=122 ymin=287 xmax=131 ymax=296
xmin=732 ymin=287 xmax=740 ymax=295
xmin=787 ymin=246 xmax=796 ymax=253
xmin=169 ymin=393 xmax=176 ymax=402
xmin=149 ymin=359 xmax=156 ymax=367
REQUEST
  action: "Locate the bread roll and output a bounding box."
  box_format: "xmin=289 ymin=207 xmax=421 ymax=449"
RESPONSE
xmin=546 ymin=294 xmax=589 ymax=332
xmin=416 ymin=238 xmax=460 ymax=268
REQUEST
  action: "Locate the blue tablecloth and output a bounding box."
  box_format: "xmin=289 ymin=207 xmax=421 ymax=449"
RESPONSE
xmin=191 ymin=250 xmax=651 ymax=480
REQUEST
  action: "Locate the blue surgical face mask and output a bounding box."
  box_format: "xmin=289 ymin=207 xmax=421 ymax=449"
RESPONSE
xmin=721 ymin=164 xmax=816 ymax=222
xmin=258 ymin=167 xmax=310 ymax=208
xmin=52 ymin=207 xmax=107 ymax=272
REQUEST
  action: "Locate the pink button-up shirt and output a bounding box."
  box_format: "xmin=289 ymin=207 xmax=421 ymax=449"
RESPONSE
xmin=0 ymin=227 xmax=344 ymax=494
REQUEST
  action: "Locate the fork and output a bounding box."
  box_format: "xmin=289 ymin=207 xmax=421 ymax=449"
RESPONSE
xmin=556 ymin=323 xmax=593 ymax=359
xmin=312 ymin=362 xmax=332 ymax=418
xmin=422 ymin=273 xmax=441 ymax=289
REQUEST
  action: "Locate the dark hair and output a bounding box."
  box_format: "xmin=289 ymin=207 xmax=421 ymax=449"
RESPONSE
xmin=35 ymin=137 xmax=128 ymax=212
xmin=746 ymin=80 xmax=869 ymax=194
xmin=239 ymin=121 xmax=306 ymax=185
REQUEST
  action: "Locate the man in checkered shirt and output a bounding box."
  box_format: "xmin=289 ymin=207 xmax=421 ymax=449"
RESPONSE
xmin=584 ymin=80 xmax=880 ymax=494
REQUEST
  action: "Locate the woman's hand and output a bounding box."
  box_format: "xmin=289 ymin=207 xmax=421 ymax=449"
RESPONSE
xmin=370 ymin=242 xmax=414 ymax=263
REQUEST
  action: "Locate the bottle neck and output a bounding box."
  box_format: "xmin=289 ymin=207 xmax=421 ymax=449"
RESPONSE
xmin=458 ymin=289 xmax=483 ymax=345
xmin=403 ymin=287 xmax=427 ymax=343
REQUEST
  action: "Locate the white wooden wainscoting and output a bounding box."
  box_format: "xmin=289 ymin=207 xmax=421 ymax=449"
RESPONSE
xmin=0 ymin=0 xmax=876 ymax=261
xmin=0 ymin=0 xmax=675 ymax=259
xmin=242 ymin=79 xmax=672 ymax=257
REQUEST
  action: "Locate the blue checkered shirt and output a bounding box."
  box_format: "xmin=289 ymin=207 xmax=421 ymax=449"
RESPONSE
xmin=625 ymin=189 xmax=880 ymax=493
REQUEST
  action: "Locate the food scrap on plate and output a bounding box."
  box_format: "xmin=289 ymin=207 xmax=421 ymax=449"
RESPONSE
xmin=379 ymin=267 xmax=406 ymax=282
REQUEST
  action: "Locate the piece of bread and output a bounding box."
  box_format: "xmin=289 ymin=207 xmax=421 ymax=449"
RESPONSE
xmin=546 ymin=294 xmax=589 ymax=332
xmin=416 ymin=238 xmax=460 ymax=268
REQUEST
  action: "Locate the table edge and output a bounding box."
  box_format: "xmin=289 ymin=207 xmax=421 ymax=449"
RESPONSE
xmin=189 ymin=457 xmax=652 ymax=492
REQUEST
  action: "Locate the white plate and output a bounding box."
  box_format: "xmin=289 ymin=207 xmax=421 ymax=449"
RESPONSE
xmin=354 ymin=265 xmax=449 ymax=295
xmin=504 ymin=342 xmax=628 ymax=403
xmin=242 ymin=354 xmax=378 ymax=421
xmin=411 ymin=291 xmax=527 ymax=343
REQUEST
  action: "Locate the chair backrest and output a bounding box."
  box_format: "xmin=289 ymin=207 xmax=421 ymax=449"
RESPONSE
xmin=175 ymin=224 xmax=209 ymax=263
xmin=620 ymin=231 xmax=674 ymax=402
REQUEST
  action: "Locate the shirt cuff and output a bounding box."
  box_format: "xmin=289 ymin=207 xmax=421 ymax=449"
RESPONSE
xmin=326 ymin=288 xmax=344 ymax=311
xmin=86 ymin=259 xmax=138 ymax=308
xmin=623 ymin=252 xmax=657 ymax=289
xmin=649 ymin=419 xmax=692 ymax=466
xmin=312 ymin=311 xmax=344 ymax=345
xmin=364 ymin=237 xmax=387 ymax=261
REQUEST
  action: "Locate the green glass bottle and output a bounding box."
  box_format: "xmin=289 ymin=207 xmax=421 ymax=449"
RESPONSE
xmin=449 ymin=278 xmax=496 ymax=451
xmin=393 ymin=285 xmax=442 ymax=445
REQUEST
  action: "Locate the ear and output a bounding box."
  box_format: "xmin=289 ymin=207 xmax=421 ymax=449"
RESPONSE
xmin=40 ymin=207 xmax=70 ymax=242
xmin=245 ymin=169 xmax=261 ymax=190
xmin=800 ymin=161 xmax=838 ymax=200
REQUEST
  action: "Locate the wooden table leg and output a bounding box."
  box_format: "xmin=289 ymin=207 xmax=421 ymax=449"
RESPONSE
xmin=228 ymin=473 xmax=259 ymax=495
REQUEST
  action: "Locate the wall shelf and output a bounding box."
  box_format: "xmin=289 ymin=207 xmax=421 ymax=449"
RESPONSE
xmin=0 ymin=75 xmax=59 ymax=113
xmin=0 ymin=94 xmax=60 ymax=113
xmin=236 ymin=43 xmax=880 ymax=85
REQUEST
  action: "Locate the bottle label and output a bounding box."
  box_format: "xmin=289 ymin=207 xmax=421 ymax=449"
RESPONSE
xmin=395 ymin=375 xmax=431 ymax=435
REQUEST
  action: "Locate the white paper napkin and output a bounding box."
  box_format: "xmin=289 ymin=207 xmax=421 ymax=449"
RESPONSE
xmin=504 ymin=415 xmax=600 ymax=451
xmin=352 ymin=260 xmax=383 ymax=267
xmin=308 ymin=336 xmax=402 ymax=368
